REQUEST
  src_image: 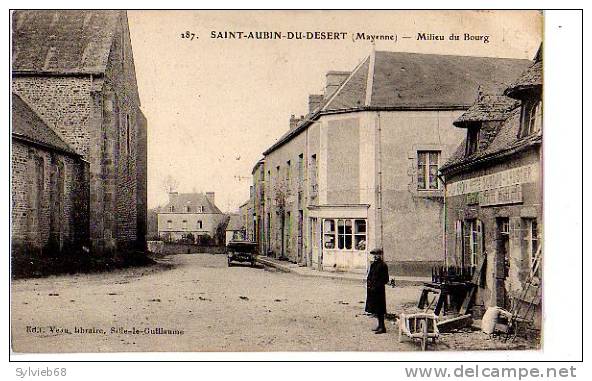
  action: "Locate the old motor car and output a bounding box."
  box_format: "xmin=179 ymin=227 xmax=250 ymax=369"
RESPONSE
xmin=226 ymin=240 xmax=258 ymax=267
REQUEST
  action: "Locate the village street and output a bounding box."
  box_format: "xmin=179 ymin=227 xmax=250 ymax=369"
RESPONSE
xmin=11 ymin=254 xmax=417 ymax=352
xmin=11 ymin=253 xmax=535 ymax=353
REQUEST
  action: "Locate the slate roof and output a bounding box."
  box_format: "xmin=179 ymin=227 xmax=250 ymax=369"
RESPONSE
xmin=441 ymin=47 xmax=543 ymax=175
xmin=504 ymin=60 xmax=543 ymax=98
xmin=12 ymin=10 xmax=121 ymax=74
xmin=324 ymin=51 xmax=531 ymax=111
xmin=12 ymin=92 xmax=77 ymax=155
xmin=160 ymin=193 xmax=223 ymax=215
xmin=226 ymin=214 xmax=245 ymax=231
xmin=263 ymin=50 xmax=531 ymax=155
xmin=453 ymin=95 xmax=520 ymax=127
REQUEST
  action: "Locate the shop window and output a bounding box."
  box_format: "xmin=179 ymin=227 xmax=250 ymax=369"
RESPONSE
xmin=519 ymin=99 xmax=542 ymax=138
xmin=322 ymin=218 xmax=367 ymax=251
xmin=323 ymin=219 xmax=335 ymax=249
xmin=523 ymin=218 xmax=540 ymax=278
xmin=337 ymin=219 xmax=353 ymax=250
xmin=417 ymin=151 xmax=440 ymax=190
xmin=354 ymin=219 xmax=367 ymax=250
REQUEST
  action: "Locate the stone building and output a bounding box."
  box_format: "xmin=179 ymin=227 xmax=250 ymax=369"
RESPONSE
xmin=254 ymin=50 xmax=531 ymax=275
xmin=157 ymin=192 xmax=225 ymax=243
xmin=238 ymin=196 xmax=256 ymax=242
xmin=251 ymin=159 xmax=266 ymax=253
xmin=11 ymin=93 xmax=90 ymax=256
xmin=439 ymin=46 xmax=542 ymax=321
xmin=11 ymin=10 xmax=148 ymax=257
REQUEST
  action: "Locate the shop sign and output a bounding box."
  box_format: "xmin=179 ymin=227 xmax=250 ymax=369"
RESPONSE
xmin=446 ymin=163 xmax=538 ymax=197
xmin=479 ymin=184 xmax=523 ymax=207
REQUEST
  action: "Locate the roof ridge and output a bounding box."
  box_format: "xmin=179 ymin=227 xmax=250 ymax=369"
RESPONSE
xmin=364 ymin=49 xmax=376 ymax=107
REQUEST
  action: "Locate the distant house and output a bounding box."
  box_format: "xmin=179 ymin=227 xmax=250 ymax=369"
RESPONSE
xmin=225 ymin=214 xmax=246 ymax=245
xmin=157 ymin=192 xmax=225 ymax=243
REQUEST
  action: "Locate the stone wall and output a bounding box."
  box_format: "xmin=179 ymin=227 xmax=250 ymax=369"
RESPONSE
xmin=11 ymin=139 xmax=89 ymax=253
xmin=444 ymin=147 xmax=542 ymax=310
xmin=12 ymin=12 xmax=146 ymax=256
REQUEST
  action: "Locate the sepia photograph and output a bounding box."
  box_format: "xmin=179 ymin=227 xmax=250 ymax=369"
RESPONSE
xmin=8 ymin=9 xmax=549 ymax=355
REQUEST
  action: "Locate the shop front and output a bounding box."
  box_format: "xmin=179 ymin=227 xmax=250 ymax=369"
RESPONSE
xmin=308 ymin=204 xmax=370 ymax=272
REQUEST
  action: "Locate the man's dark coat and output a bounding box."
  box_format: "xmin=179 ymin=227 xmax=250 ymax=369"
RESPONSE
xmin=365 ymin=259 xmax=389 ymax=315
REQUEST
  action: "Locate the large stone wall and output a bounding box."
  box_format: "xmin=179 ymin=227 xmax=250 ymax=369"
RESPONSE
xmin=11 ymin=140 xmax=88 ymax=253
xmin=12 ymin=12 xmax=146 ymax=256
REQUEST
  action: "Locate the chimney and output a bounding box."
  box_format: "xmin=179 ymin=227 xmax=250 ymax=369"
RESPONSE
xmin=168 ymin=192 xmax=179 ymax=209
xmin=206 ymin=192 xmax=215 ymax=206
xmin=289 ymin=114 xmax=303 ymax=130
xmin=324 ymin=71 xmax=350 ymax=100
xmin=308 ymin=94 xmax=324 ymax=113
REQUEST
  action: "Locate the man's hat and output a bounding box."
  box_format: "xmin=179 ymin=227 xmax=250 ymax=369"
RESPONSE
xmin=370 ymin=248 xmax=383 ymax=255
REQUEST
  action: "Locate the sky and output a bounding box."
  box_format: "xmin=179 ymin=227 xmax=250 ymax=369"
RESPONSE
xmin=127 ymin=10 xmax=542 ymax=212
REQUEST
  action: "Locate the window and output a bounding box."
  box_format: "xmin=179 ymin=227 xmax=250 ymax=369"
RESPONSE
xmin=322 ymin=218 xmax=367 ymax=251
xmin=520 ymin=99 xmax=542 ymax=138
xmin=323 ymin=219 xmax=335 ymax=249
xmin=185 ymin=204 xmax=191 ymax=213
xmin=182 ymin=220 xmax=188 ymax=230
xmin=298 ymin=154 xmax=304 ymax=187
xmin=523 ymin=218 xmax=540 ymax=278
xmin=417 ymin=151 xmax=440 ymax=190
xmin=197 ymin=220 xmax=203 ymax=230
xmin=126 ymin=114 xmax=131 ymax=155
xmin=167 ymin=220 xmax=172 ymax=229
xmin=463 ymin=219 xmax=483 ymax=267
xmin=465 ymin=124 xmax=481 ymax=156
xmin=286 ymin=160 xmax=291 ymax=183
xmin=337 ymin=219 xmax=353 ymax=249
xmin=169 ymin=205 xmax=175 ymax=212
xmin=354 ymin=220 xmax=367 ymax=250
xmin=310 ymin=154 xmax=318 ymax=197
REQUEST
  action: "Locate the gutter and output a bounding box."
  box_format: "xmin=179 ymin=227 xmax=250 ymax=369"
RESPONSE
xmin=11 ymin=133 xmax=82 ymax=158
xmin=262 ymin=104 xmax=471 ymax=156
xmin=439 ymin=137 xmax=541 ymax=177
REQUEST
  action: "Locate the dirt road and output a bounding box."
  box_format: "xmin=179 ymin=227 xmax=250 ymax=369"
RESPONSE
xmin=11 ymin=254 xmax=426 ymax=352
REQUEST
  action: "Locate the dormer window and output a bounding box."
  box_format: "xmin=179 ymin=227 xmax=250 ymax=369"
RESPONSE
xmin=519 ymin=99 xmax=542 ymax=138
xmin=465 ymin=123 xmax=481 ymax=156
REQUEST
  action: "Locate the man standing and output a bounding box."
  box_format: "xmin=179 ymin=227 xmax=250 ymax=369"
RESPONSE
xmin=365 ymin=248 xmax=389 ymax=334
